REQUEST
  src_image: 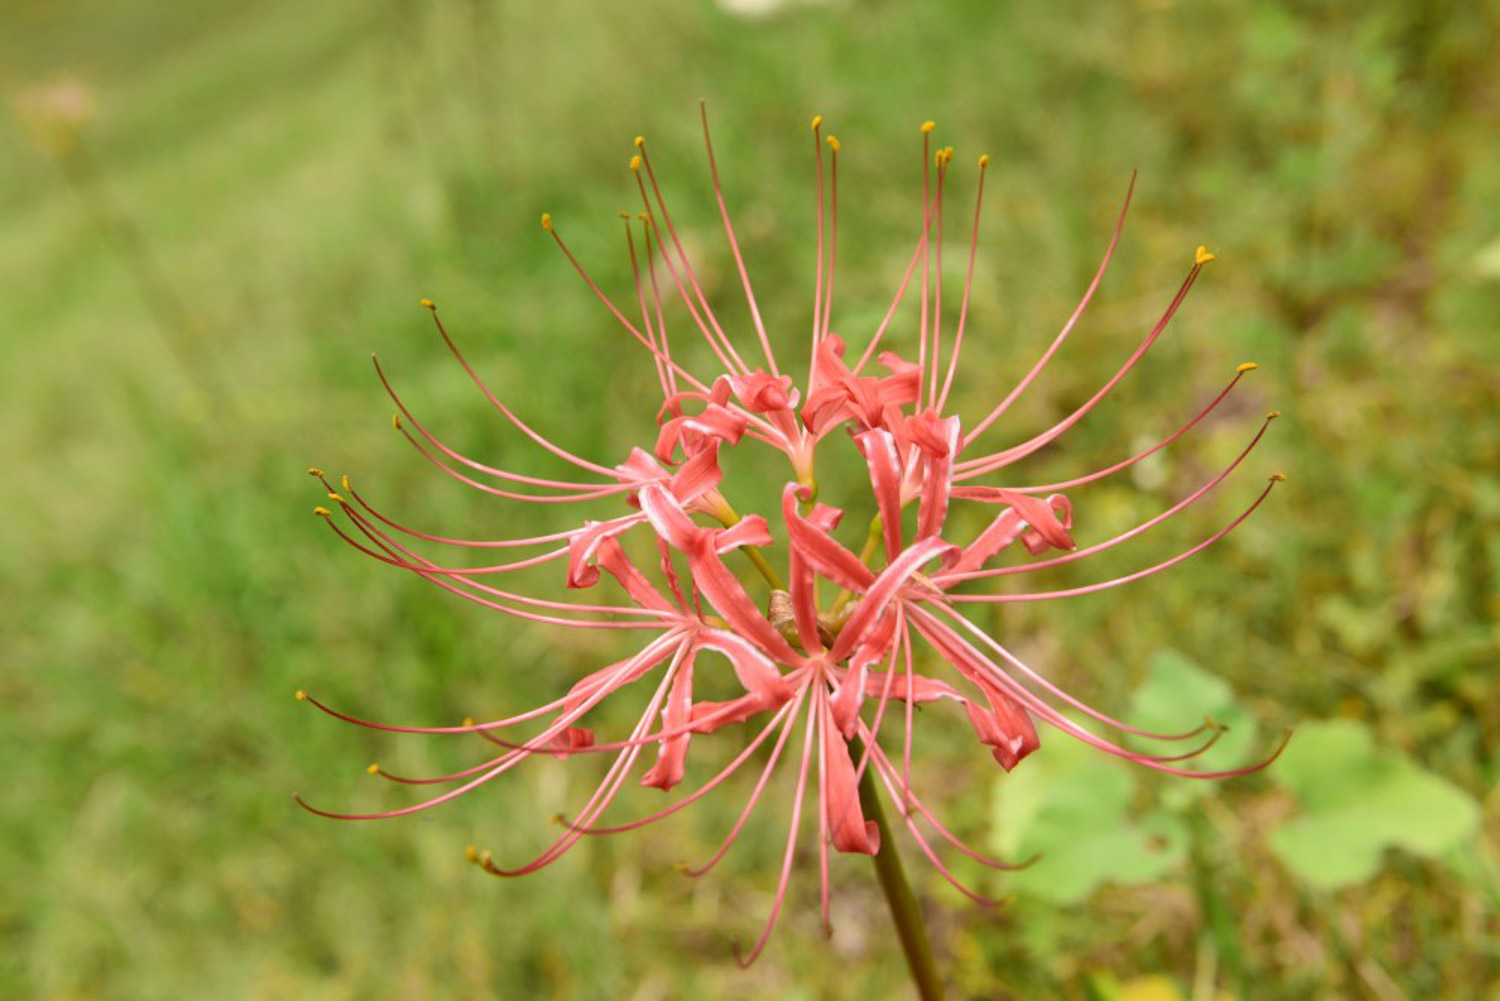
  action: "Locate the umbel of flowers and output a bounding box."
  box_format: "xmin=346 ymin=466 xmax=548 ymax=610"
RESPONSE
xmin=299 ymin=109 xmax=1284 ymax=964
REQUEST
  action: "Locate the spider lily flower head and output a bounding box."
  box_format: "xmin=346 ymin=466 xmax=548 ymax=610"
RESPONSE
xmin=299 ymin=105 xmax=1286 ymax=962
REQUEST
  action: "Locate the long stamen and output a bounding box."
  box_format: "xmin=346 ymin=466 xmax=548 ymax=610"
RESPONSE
xmin=325 ymin=504 xmax=676 ymax=628
xmin=928 ymin=145 xmax=950 ymax=407
xmin=622 ymin=213 xmax=672 ymax=401
xmin=941 ymin=410 xmax=1278 ymax=585
xmin=546 ymin=212 xmax=714 ymax=392
xmin=294 ymin=631 xmax=687 ymax=740
xmin=386 ymin=406 xmax=632 ymax=503
xmin=569 ymin=695 xmax=801 ymax=835
xmin=942 ymin=475 xmax=1284 ymax=603
xmin=958 ymin=242 xmax=1213 ymax=477
xmin=634 ymin=139 xmax=752 ymax=376
xmin=374 ymin=358 xmax=612 ymax=492
xmin=821 ymin=133 xmax=840 ymax=347
xmin=917 ymin=121 xmax=934 ymax=410
xmin=809 ymin=114 xmax=826 ymax=389
xmin=851 ymin=146 xmax=938 ymax=376
xmin=474 ymin=643 xmax=688 ymax=877
xmin=294 ymin=641 xmax=682 ymax=825
xmin=420 ymin=300 xmax=628 ymax=476
xmin=682 ymin=684 xmax=811 ymax=878
xmin=916 ymin=603 xmax=1211 ymax=743
xmin=639 ymin=214 xmax=680 ymax=401
xmin=316 ymin=471 xmax=581 ymax=549
xmin=937 ymin=153 xmax=989 ymax=412
xmin=732 ymin=688 xmax=817 ymax=969
xmin=815 ymin=682 xmax=832 ymax=933
xmin=699 ymin=101 xmax=779 ymax=376
xmin=910 ymin=606 xmax=1268 ymax=775
xmin=961 ymin=173 xmax=1137 ymax=449
xmin=993 ymin=363 xmax=1260 ymax=493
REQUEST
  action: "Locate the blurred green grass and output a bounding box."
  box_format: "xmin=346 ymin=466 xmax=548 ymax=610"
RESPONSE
xmin=2 ymin=0 xmax=1496 ymax=998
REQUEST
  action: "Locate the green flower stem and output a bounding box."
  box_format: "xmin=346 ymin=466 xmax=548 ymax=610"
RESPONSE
xmin=858 ymin=763 xmax=946 ymax=1001
xmin=713 ymin=500 xmax=786 ymax=591
xmin=828 ymin=513 xmax=884 ymax=619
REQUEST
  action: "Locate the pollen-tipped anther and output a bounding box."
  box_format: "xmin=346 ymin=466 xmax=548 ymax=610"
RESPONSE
xmin=306 ymin=466 xmax=323 ymax=477
xmin=391 ymin=413 xmax=402 ymax=430
xmin=827 ymin=135 xmax=840 ymax=152
xmin=629 ymin=154 xmax=642 ymax=172
xmin=1269 ymin=472 xmax=1288 ymax=482
xmin=326 ymin=492 xmax=343 ymax=503
xmin=366 ymin=762 xmax=381 ymax=776
xmin=978 ymin=153 xmax=991 ymax=168
xmin=810 ymin=114 xmax=823 ymax=131
xmin=294 ymin=689 xmax=308 ymax=701
xmin=920 ymin=120 xmax=936 ymax=133
xmin=465 ymin=844 xmax=480 ymax=864
xmin=1196 ymin=245 xmax=1217 ymax=265
xmin=540 ymin=212 xmax=553 ymax=232
xmin=1266 ymin=410 xmax=1282 ymax=420
xmin=1236 ymin=362 xmax=1259 ymax=373
xmin=340 ymin=474 xmax=351 ymax=492
xmin=313 ymin=506 xmax=332 ymax=517
xmin=418 ymin=298 xmax=434 ymax=310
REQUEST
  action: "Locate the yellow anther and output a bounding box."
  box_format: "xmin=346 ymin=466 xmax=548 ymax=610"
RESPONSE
xmin=921 ymin=120 xmax=936 ymax=134
xmin=1269 ymin=472 xmax=1288 ymax=482
xmin=827 ymin=135 xmax=840 ymax=152
xmin=540 ymin=212 xmax=553 ymax=232
xmin=978 ymin=153 xmax=991 ymax=168
xmin=811 ymin=114 xmax=823 ymax=131
xmin=1236 ymin=362 xmax=1259 ymax=374
xmin=418 ymin=298 xmax=434 ymax=309
xmin=633 ymin=135 xmax=645 ymax=148
xmin=294 ymin=689 xmax=308 ymax=701
xmin=366 ymin=762 xmax=381 ymax=776
xmin=638 ymin=212 xmax=650 ymax=223
xmin=1195 ymin=245 xmax=1217 ymax=265
xmin=618 ymin=210 xmax=630 ymax=219
xmin=1266 ymin=409 xmax=1282 ymax=420
xmin=629 ymin=154 xmax=642 ymax=172
xmin=462 ymin=716 xmax=476 ymax=727
xmin=341 ymin=474 xmax=350 ymax=492
xmin=326 ymin=492 xmax=343 ymax=503
xmin=313 ymin=506 xmax=332 ymax=517
xmin=392 ymin=413 xmax=402 ymax=430
xmin=306 ymin=466 xmax=324 ymax=478
xmin=465 ymin=845 xmax=480 ymax=863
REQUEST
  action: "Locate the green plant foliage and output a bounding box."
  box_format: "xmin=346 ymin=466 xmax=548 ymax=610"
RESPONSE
xmin=992 ymin=727 xmax=1189 ymax=904
xmin=1268 ymin=719 xmax=1482 ymax=890
xmin=1128 ymin=650 xmax=1260 ymax=804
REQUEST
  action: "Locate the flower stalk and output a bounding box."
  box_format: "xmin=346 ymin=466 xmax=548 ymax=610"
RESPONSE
xmin=859 ymin=762 xmax=946 ymax=1001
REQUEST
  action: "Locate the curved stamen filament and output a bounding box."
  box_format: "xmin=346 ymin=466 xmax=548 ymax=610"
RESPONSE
xmin=992 ymin=364 xmax=1260 ymax=493
xmin=941 ymin=411 xmax=1276 ymax=585
xmin=961 ymin=173 xmax=1137 ymax=450
xmin=941 ymin=476 xmax=1281 ymax=603
xmin=634 ymin=141 xmax=751 ymax=377
xmin=936 ymin=153 xmax=988 ymax=413
xmin=700 ymin=102 xmax=779 ymax=376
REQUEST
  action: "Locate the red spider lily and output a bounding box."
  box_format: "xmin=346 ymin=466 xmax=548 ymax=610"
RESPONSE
xmin=298 ymin=106 xmax=1285 ymax=963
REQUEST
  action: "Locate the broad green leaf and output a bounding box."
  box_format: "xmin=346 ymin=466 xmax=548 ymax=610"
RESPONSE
xmin=1269 ymin=719 xmax=1481 ymax=889
xmin=1128 ymin=650 xmax=1259 ymax=795
xmin=991 ymin=731 xmax=1187 ymax=903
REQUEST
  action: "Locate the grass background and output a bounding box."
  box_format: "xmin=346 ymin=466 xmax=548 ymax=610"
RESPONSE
xmin=2 ymin=0 xmax=1496 ymax=998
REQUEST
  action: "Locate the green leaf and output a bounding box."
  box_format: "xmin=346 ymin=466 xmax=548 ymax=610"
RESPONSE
xmin=1269 ymin=720 xmax=1481 ymax=889
xmin=991 ymin=733 xmax=1187 ymax=904
xmin=1128 ymin=650 xmax=1259 ymax=796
